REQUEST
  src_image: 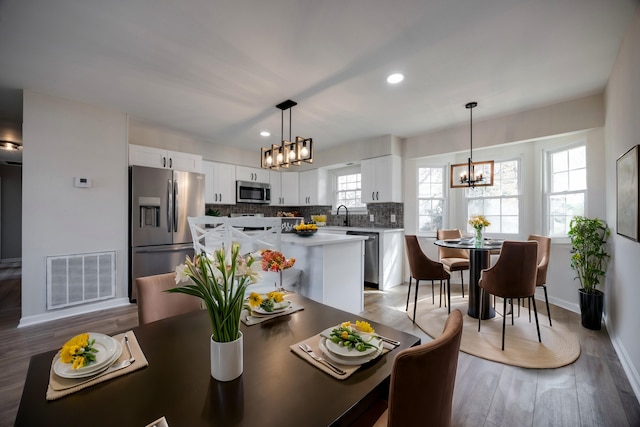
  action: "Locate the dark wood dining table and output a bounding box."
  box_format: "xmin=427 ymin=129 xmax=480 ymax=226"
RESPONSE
xmin=434 ymin=239 xmax=502 ymax=320
xmin=15 ymin=293 xmax=420 ymax=427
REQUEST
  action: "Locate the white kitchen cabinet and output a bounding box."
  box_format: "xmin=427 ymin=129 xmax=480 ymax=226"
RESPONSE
xmin=361 ymin=155 xmax=402 ymax=203
xmin=299 ymin=169 xmax=328 ymax=205
xmin=236 ymin=165 xmax=269 ymax=183
xmin=129 ymin=144 xmax=202 ymax=173
xmin=270 ymin=171 xmax=299 ymax=206
xmin=203 ymin=161 xmax=236 ymax=204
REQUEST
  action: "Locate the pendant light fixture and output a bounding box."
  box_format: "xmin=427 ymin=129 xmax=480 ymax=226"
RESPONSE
xmin=260 ymin=99 xmax=313 ymax=169
xmin=450 ymin=102 xmax=494 ymax=188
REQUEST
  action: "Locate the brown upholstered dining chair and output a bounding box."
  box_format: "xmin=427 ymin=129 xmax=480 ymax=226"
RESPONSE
xmin=136 ymin=272 xmax=202 ymax=325
xmin=528 ymin=234 xmax=552 ymax=326
xmin=478 ymin=240 xmax=540 ymax=351
xmin=437 ymin=229 xmax=470 ymax=297
xmin=372 ymin=309 xmax=463 ymax=427
xmin=405 ymin=235 xmax=451 ymax=322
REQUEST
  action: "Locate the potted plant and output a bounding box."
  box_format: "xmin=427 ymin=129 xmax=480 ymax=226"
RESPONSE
xmin=567 ymin=216 xmax=610 ymax=330
xmin=169 ymin=244 xmax=260 ymax=381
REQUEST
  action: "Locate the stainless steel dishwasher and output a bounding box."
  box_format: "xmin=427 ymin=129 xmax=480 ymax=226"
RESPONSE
xmin=346 ymin=230 xmax=379 ymax=288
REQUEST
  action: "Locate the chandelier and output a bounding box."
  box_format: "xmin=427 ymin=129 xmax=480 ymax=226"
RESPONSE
xmin=450 ymin=102 xmax=494 ymax=188
xmin=260 ymin=99 xmax=313 ymax=169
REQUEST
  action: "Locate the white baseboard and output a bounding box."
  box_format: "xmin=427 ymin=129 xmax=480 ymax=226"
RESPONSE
xmin=606 ymin=316 xmax=640 ymax=404
xmin=18 ymin=298 xmax=133 ymax=328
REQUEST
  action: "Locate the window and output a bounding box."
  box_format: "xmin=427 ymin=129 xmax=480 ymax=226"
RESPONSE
xmin=546 ymin=145 xmax=586 ymax=236
xmin=466 ymin=159 xmax=520 ymax=234
xmin=417 ymin=166 xmax=445 ymax=232
xmin=334 ymin=169 xmax=366 ymax=209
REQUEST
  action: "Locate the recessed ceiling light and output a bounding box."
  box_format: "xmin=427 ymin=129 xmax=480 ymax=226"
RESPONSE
xmin=387 ymin=73 xmax=404 ymax=84
xmin=260 ymin=131 xmax=271 ymax=137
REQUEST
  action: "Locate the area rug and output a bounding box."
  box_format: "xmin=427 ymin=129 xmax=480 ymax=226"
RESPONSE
xmin=408 ymin=293 xmax=580 ymax=369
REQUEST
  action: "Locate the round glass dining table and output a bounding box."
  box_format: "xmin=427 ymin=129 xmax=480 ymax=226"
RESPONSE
xmin=434 ymin=238 xmax=503 ymax=319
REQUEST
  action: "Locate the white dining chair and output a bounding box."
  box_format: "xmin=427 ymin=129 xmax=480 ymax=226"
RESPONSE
xmin=188 ymin=216 xmax=301 ymax=295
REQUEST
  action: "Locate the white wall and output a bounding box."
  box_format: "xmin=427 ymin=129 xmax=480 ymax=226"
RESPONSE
xmin=21 ymin=91 xmax=129 ymax=325
xmin=604 ymin=6 xmax=640 ymax=401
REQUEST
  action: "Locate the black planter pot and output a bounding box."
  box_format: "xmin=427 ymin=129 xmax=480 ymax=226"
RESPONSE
xmin=579 ymin=289 xmax=604 ymax=330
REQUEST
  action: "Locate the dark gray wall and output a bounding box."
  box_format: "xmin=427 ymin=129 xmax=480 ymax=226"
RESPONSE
xmin=0 ymin=164 xmax=22 ymax=260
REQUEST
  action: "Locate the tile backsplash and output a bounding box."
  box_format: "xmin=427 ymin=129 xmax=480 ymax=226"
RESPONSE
xmin=205 ymin=202 xmax=404 ymax=229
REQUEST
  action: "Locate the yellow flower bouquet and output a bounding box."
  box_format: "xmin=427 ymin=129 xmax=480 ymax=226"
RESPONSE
xmin=469 ymin=215 xmax=490 ymax=246
xmin=468 ymin=215 xmax=491 ymax=230
xmin=60 ymin=333 xmax=98 ymax=369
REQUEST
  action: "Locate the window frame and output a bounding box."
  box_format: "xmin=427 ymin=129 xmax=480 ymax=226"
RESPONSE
xmin=330 ymin=165 xmax=367 ymax=213
xmin=416 ymin=163 xmax=447 ymax=236
xmin=544 ymin=142 xmax=587 ymax=237
xmin=465 ymin=157 xmax=522 ymax=236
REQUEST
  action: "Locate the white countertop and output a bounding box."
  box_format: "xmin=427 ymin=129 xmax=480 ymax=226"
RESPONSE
xmin=281 ymin=232 xmax=368 ymax=247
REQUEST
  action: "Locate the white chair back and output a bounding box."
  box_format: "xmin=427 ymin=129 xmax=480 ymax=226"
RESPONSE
xmin=188 ymin=216 xmax=283 ymax=257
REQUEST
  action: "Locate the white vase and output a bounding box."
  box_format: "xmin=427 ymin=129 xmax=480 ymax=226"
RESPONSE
xmin=210 ymin=331 xmax=243 ymax=381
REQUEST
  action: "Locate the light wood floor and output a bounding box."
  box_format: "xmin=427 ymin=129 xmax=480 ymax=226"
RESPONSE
xmin=1 ymin=270 xmax=639 ymax=426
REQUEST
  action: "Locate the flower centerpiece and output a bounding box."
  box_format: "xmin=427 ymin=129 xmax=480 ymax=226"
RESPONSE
xmin=60 ymin=333 xmax=98 ymax=370
xmin=260 ymin=249 xmax=295 ymax=290
xmin=469 ymin=215 xmax=490 ymax=247
xmin=169 ymin=244 xmax=260 ymax=381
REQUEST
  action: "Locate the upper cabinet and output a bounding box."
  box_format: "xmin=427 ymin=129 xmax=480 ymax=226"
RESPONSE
xmin=129 ymin=144 xmax=202 ymax=173
xmin=270 ymin=171 xmax=299 ymax=206
xmin=203 ymin=161 xmax=236 ymax=205
xmin=361 ymin=155 xmax=402 ymax=204
xmin=299 ymin=169 xmax=328 ymax=205
xmin=236 ymin=165 xmax=269 ymax=183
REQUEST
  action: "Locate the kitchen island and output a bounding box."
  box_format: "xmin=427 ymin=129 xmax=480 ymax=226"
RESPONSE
xmin=281 ymin=232 xmax=367 ymax=314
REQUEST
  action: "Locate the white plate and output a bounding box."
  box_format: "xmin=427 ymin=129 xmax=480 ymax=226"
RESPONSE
xmin=252 ymin=299 xmax=292 ymax=315
xmin=319 ymin=338 xmax=382 ymax=366
xmin=323 ymin=330 xmax=382 ymax=358
xmin=443 ymin=239 xmax=461 ymax=244
xmin=53 ymin=334 xmax=122 ymax=379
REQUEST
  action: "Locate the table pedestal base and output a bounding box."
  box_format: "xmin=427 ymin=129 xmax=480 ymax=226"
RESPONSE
xmin=467 ymin=250 xmax=495 ymax=320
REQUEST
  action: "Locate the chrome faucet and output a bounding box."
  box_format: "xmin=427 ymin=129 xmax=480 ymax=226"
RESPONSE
xmin=336 ymin=204 xmax=350 ymax=227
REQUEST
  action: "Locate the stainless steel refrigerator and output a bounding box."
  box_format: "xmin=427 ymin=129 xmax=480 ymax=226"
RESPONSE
xmin=129 ymin=166 xmax=205 ymax=301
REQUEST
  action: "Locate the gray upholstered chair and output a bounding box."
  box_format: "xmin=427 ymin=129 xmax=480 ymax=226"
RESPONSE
xmin=136 ymin=272 xmax=202 ymax=325
xmin=405 ymin=235 xmax=451 ymax=321
xmin=478 ymin=240 xmax=540 ymax=350
xmin=437 ymin=229 xmax=470 ymax=297
xmin=372 ymin=309 xmax=464 ymax=427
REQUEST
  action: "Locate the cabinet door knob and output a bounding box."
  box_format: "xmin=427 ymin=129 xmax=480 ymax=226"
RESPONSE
xmin=376 ymin=191 xmax=379 ymax=200
xmin=169 ymin=158 xmax=173 ymax=169
xmin=163 ymin=157 xmax=167 ymax=168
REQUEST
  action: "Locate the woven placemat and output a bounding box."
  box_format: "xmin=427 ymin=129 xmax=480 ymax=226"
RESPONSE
xmin=46 ymin=330 xmax=148 ymax=400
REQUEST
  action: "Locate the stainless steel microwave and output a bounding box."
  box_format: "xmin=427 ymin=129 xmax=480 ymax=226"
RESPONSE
xmin=236 ymin=180 xmax=271 ymax=204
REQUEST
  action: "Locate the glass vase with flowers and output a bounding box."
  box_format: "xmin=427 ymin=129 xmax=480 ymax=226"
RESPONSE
xmin=468 ymin=215 xmax=491 ymax=248
xmin=260 ymin=249 xmax=296 ymax=291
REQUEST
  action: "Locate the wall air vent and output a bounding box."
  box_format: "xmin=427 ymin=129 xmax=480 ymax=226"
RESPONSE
xmin=46 ymin=251 xmax=116 ymax=310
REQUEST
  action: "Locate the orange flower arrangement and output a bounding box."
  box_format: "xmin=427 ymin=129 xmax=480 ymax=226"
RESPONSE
xmin=260 ymin=249 xmax=295 ymax=272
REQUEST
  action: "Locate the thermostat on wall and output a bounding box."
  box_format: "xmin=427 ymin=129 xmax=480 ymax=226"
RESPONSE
xmin=74 ymin=177 xmax=92 ymax=188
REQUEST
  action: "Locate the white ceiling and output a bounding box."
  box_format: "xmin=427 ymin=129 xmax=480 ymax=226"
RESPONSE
xmin=0 ymin=0 xmax=637 ymax=153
